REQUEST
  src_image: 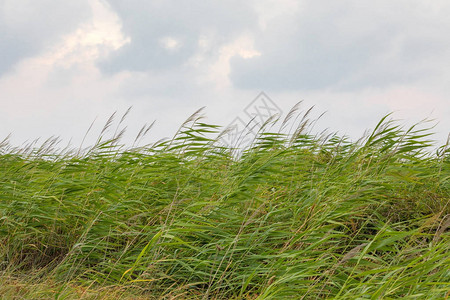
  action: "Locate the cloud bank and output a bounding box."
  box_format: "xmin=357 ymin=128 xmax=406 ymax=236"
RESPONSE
xmin=0 ymin=0 xmax=449 ymax=147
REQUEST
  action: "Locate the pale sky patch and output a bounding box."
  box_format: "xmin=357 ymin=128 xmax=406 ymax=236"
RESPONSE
xmin=365 ymin=86 xmax=450 ymax=139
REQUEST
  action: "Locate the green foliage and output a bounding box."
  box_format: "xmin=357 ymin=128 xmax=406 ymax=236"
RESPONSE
xmin=0 ymin=109 xmax=449 ymax=299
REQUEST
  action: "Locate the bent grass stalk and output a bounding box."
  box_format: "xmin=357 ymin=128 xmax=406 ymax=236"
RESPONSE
xmin=0 ymin=107 xmax=448 ymax=299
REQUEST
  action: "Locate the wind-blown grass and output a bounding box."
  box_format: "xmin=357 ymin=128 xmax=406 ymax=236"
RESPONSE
xmin=0 ymin=108 xmax=449 ymax=299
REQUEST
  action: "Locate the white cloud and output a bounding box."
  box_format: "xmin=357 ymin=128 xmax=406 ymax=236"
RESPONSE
xmin=192 ymin=34 xmax=261 ymax=89
xmin=253 ymin=0 xmax=301 ymax=30
xmin=0 ymin=0 xmax=132 ymax=145
xmin=33 ymin=0 xmax=129 ymax=68
xmin=0 ymin=0 xmax=92 ymax=75
xmin=159 ymin=37 xmax=181 ymax=51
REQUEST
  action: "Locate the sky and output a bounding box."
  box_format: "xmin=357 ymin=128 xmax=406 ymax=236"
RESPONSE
xmin=1 ymin=0 xmax=449 ymax=149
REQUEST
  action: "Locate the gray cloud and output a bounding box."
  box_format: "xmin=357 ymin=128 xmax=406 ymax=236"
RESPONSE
xmin=229 ymin=1 xmax=450 ymax=92
xmin=0 ymin=0 xmax=448 ymax=147
xmin=0 ymin=0 xmax=91 ymax=76
xmin=98 ymin=0 xmax=258 ymax=73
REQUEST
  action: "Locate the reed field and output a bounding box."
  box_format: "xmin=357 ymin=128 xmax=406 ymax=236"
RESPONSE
xmin=0 ymin=107 xmax=449 ymax=299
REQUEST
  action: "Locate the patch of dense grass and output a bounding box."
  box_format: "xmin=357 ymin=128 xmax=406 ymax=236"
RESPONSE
xmin=0 ymin=108 xmax=449 ymax=299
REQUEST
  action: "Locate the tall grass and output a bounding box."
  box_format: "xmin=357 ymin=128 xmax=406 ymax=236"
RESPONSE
xmin=0 ymin=107 xmax=449 ymax=299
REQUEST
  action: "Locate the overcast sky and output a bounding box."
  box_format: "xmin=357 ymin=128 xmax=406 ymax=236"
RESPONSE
xmin=1 ymin=0 xmax=449 ymax=148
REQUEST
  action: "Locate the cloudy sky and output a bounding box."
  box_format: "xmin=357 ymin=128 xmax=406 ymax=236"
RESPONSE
xmin=1 ymin=0 xmax=449 ymax=148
